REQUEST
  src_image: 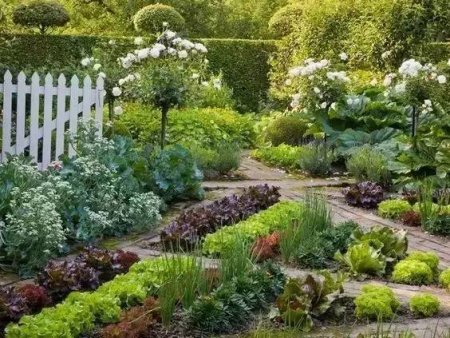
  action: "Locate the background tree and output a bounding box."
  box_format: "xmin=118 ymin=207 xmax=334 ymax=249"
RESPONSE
xmin=12 ymin=1 xmax=70 ymax=34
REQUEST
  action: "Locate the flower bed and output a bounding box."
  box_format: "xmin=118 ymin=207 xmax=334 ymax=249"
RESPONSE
xmin=202 ymin=201 xmax=303 ymax=256
xmin=160 ymin=185 xmax=281 ymax=249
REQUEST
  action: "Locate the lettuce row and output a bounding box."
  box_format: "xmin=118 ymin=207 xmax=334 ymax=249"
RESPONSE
xmin=5 ymin=257 xmax=195 ymax=338
xmin=202 ymin=201 xmax=304 ymax=256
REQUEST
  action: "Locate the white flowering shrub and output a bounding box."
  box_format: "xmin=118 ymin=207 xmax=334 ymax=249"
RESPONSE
xmin=3 ymin=183 xmax=66 ymax=275
xmin=125 ymin=192 xmax=163 ymax=232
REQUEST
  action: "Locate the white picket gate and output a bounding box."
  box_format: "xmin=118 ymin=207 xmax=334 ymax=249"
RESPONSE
xmin=0 ymin=71 xmax=104 ymax=170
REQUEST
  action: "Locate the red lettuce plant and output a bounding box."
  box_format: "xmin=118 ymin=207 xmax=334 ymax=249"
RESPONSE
xmin=401 ymin=210 xmax=421 ymax=227
xmin=161 ymin=185 xmax=280 ymax=249
xmin=342 ymin=182 xmax=384 ymax=209
xmin=251 ymin=232 xmax=281 ymax=262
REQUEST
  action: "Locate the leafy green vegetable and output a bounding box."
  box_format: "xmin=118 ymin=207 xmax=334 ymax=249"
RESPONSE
xmin=335 ymin=242 xmax=386 ymax=277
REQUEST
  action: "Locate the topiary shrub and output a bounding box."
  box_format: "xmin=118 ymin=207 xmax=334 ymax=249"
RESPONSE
xmin=392 ymin=260 xmax=433 ymax=285
xmin=409 ymin=293 xmax=440 ymax=317
xmin=439 ymin=268 xmax=450 ymax=289
xmin=133 ymin=4 xmax=185 ymax=34
xmin=354 ymin=284 xmax=400 ymax=320
xmin=268 ymin=3 xmax=304 ymax=38
xmin=12 ymin=1 xmax=70 ymax=34
xmin=263 ymin=115 xmax=309 ymax=146
xmin=378 ymin=200 xmax=413 ymax=220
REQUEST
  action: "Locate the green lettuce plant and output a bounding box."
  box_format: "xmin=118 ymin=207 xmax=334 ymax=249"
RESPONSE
xmin=334 ymin=242 xmax=386 ymax=277
xmin=439 ymin=268 xmax=450 ymax=289
xmin=404 ymin=251 xmax=439 ymax=276
xmin=354 ymin=284 xmax=400 ymax=320
xmin=378 ymin=199 xmax=413 ymax=220
xmin=391 ymin=260 xmax=433 ymax=285
xmin=352 ymin=226 xmax=408 ymax=263
xmin=409 ymin=293 xmax=440 ymax=317
xmin=276 ymin=271 xmax=346 ymax=331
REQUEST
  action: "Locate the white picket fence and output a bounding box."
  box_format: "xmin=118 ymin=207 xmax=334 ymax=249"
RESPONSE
xmin=0 ymin=71 xmax=104 ymax=170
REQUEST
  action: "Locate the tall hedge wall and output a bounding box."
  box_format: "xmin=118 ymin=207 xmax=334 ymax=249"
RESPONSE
xmin=0 ymin=34 xmax=277 ymax=112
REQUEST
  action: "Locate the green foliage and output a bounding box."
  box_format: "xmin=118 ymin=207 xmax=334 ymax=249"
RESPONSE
xmin=280 ymin=191 xmax=332 ymax=264
xmin=346 ymin=146 xmax=390 ymax=185
xmin=334 ymin=242 xmax=386 ymax=277
xmin=189 ymin=143 xmax=241 ymax=178
xmin=409 ymin=293 xmax=440 ymax=317
xmin=276 ymin=271 xmax=346 ymax=331
xmin=392 ymin=260 xmax=433 ymax=285
xmin=188 ymin=263 xmax=285 ymax=334
xmin=298 ymin=143 xmax=334 ymax=177
xmin=64 ymin=292 xmax=121 ymax=323
xmin=133 ymin=4 xmax=185 ymax=34
xmin=252 ymin=145 xmax=303 ymax=171
xmin=116 ymin=104 xmax=256 ymax=149
xmin=203 ymin=201 xmax=304 ymax=256
xmin=263 ymin=114 xmax=309 ymax=146
xmin=150 ymin=145 xmax=204 ymax=202
xmin=294 ymin=221 xmax=358 ymax=269
xmin=12 ymin=1 xmax=70 ymax=34
xmin=378 ymin=200 xmax=413 ymax=220
xmin=404 ymin=251 xmax=439 ymax=275
xmin=439 ymin=268 xmax=450 ymax=289
xmin=354 ymin=284 xmax=400 ymax=320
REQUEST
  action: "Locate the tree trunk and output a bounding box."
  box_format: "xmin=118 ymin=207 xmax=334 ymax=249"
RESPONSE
xmin=160 ymin=106 xmax=169 ymax=150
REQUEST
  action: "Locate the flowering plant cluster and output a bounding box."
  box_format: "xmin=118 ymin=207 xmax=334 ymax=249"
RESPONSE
xmin=0 ymin=123 xmax=163 ymax=275
xmin=286 ymin=54 xmax=350 ymax=114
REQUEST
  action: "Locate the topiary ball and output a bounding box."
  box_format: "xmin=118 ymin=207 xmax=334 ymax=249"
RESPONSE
xmin=268 ymin=3 xmax=303 ymax=38
xmin=264 ymin=115 xmax=309 ymax=147
xmin=133 ymin=4 xmax=185 ymax=34
xmin=392 ymin=260 xmax=433 ymax=285
xmin=409 ymin=293 xmax=440 ymax=317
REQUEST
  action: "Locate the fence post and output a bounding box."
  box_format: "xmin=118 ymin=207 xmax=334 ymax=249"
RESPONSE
xmin=42 ymin=73 xmax=53 ymax=170
xmin=15 ymin=72 xmax=27 ymax=155
xmin=55 ymin=74 xmax=67 ymax=159
xmin=1 ymin=71 xmax=12 ymax=161
xmin=82 ymin=76 xmax=92 ymax=122
xmin=68 ymin=75 xmax=80 ymax=158
xmin=95 ymin=76 xmax=104 ymax=137
xmin=30 ymin=72 xmax=40 ymax=162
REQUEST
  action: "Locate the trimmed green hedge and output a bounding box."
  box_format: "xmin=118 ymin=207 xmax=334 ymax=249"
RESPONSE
xmin=0 ymin=34 xmax=277 ymax=112
xmin=201 ymin=39 xmax=277 ymax=112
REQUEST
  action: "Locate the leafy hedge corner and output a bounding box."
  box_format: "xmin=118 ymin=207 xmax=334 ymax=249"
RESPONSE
xmin=391 ymin=260 xmax=433 ymax=285
xmin=378 ymin=199 xmax=413 ymax=220
xmin=251 ymin=145 xmax=303 ymax=171
xmin=409 ymin=293 xmax=440 ymax=317
xmin=5 ymin=256 xmax=197 ymax=338
xmin=202 ymin=201 xmax=304 ymax=256
xmin=354 ymin=284 xmax=400 ymax=320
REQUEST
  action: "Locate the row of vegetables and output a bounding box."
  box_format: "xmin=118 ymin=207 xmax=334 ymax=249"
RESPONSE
xmin=3 ymin=186 xmax=450 ymax=336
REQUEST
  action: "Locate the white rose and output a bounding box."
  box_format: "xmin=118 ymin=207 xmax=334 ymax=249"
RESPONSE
xmin=178 ymin=50 xmax=188 ymax=59
xmin=118 ymin=79 xmax=126 ymax=86
xmin=114 ymin=106 xmax=123 ymax=115
xmin=93 ymin=64 xmax=102 ymax=71
xmin=339 ymin=52 xmax=348 ymax=61
xmin=437 ymin=75 xmax=447 ymax=84
xmin=424 ymin=99 xmax=432 ymax=107
xmin=346 ymin=98 xmax=354 ymax=106
xmin=331 ymin=102 xmax=337 ymax=110
xmin=165 ymin=30 xmax=176 ymax=39
xmin=149 ymin=48 xmax=160 ymax=58
xmin=134 ymin=37 xmax=144 ymax=45
xmin=81 ymin=58 xmax=91 ymax=67
xmin=313 ymin=87 xmax=321 ymax=94
xmin=192 ymin=73 xmax=200 ymax=79
xmin=285 ymin=79 xmax=292 ymax=86
xmin=112 ymin=87 xmax=122 ymax=97
xmin=98 ymin=72 xmax=106 ymax=78
xmin=320 ymin=102 xmax=328 ymax=109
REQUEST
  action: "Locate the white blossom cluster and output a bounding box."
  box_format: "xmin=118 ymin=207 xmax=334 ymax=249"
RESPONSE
xmin=421 ymin=99 xmax=433 ymax=114
xmin=5 ymin=182 xmax=67 ymax=267
xmin=394 ymin=59 xmax=447 ymax=84
xmin=288 ymin=59 xmax=330 ymax=78
xmin=126 ymin=192 xmax=163 ymax=231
